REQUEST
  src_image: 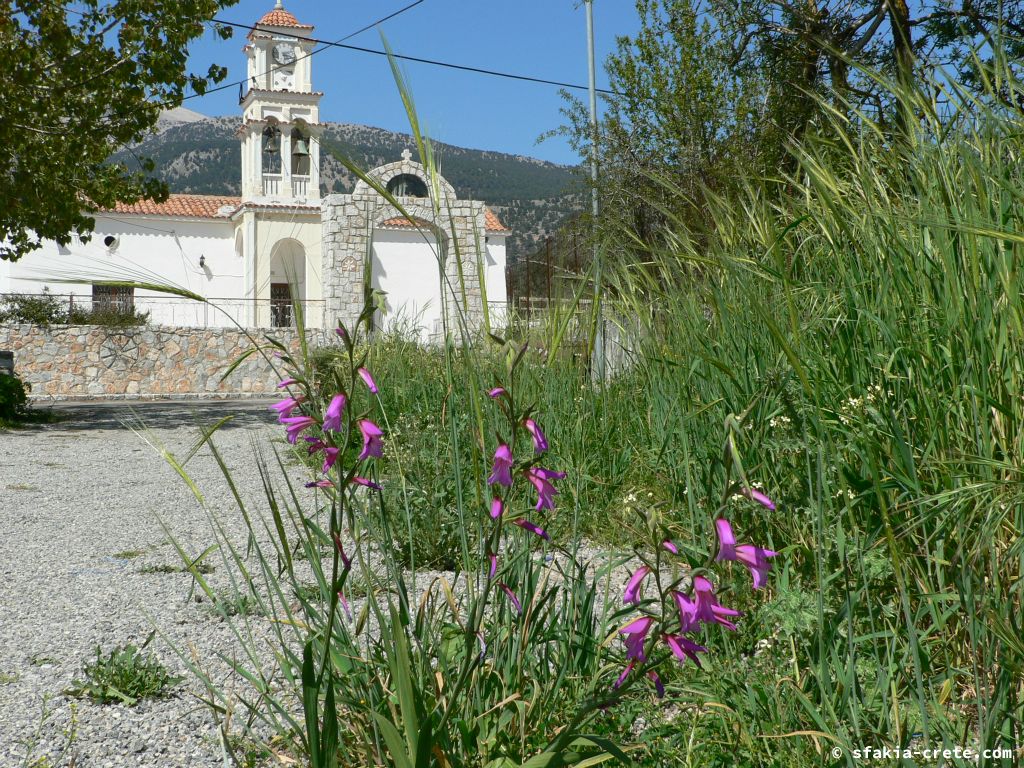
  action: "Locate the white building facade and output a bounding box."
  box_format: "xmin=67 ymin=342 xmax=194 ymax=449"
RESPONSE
xmin=0 ymin=1 xmax=508 ymax=339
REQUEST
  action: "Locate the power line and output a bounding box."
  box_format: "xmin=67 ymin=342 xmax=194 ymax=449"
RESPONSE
xmin=180 ymin=1 xmax=427 ymax=104
xmin=208 ymin=16 xmax=620 ymax=97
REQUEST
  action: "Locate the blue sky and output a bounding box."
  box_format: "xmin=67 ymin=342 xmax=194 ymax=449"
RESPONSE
xmin=184 ymin=1 xmax=642 ymax=166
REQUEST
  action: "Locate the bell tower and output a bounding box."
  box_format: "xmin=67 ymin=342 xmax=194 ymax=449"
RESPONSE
xmin=238 ymin=1 xmax=322 ymax=204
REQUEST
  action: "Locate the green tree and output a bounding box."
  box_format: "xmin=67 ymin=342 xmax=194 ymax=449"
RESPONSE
xmin=555 ymin=0 xmax=763 ymax=243
xmin=0 ymin=0 xmax=238 ymax=261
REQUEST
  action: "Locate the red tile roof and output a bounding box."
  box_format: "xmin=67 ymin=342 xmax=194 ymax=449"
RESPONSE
xmin=257 ymin=6 xmax=312 ymax=28
xmin=108 ymin=194 xmax=241 ymax=219
xmin=378 ymin=209 xmax=510 ymax=233
xmin=485 ymin=208 xmax=509 ymax=232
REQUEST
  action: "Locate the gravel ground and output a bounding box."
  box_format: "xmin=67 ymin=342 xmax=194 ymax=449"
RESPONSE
xmin=0 ymin=400 xmax=296 ymax=767
xmin=0 ymin=400 xmax=633 ymax=767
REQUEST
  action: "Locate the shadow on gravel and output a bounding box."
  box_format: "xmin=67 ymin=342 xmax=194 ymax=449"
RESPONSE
xmin=30 ymin=399 xmax=278 ymax=432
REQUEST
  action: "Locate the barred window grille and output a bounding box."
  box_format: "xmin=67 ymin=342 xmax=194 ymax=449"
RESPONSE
xmin=92 ymin=284 xmax=134 ymax=312
xmin=270 ymin=283 xmax=293 ymax=328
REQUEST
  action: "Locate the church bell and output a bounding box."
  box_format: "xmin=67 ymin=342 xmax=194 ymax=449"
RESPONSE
xmin=292 ymin=137 xmax=310 ymax=156
xmin=263 ymin=133 xmax=280 ymax=154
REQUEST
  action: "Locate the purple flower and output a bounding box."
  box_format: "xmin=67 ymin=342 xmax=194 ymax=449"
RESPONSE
xmin=322 ymin=394 xmax=347 ymax=432
xmin=513 ymin=518 xmax=550 ymax=540
xmin=488 ymin=553 xmax=498 ymax=579
xmin=490 ymin=497 xmax=504 ymax=519
xmin=305 ymin=437 xmax=325 ymax=455
xmin=305 ymin=479 xmax=333 ymax=489
xmin=524 ymin=466 xmax=566 ymax=510
xmin=522 ymin=418 xmax=548 ymax=453
xmin=352 ymin=476 xmax=381 ymax=490
xmin=623 ymin=566 xmax=652 ymax=604
xmin=487 ymin=387 xmax=506 ymax=399
xmin=715 ymin=518 xmax=737 ymax=562
xmin=336 ymin=591 xmax=352 ymax=620
xmin=614 ymin=661 xmax=636 ymax=689
xmin=357 ymin=367 xmax=379 ymax=394
xmin=335 ymin=325 xmax=348 ymax=340
xmin=736 ymin=544 xmax=778 ymax=589
xmin=672 ymin=590 xmax=701 ymax=633
xmin=620 ymin=616 xmax=654 ymax=663
xmin=648 ymin=670 xmax=666 ymax=698
xmin=322 ymin=447 xmax=340 ymax=474
xmin=662 ymin=539 xmax=679 ymax=555
xmin=269 ymin=395 xmax=304 ymax=418
xmin=692 ymin=576 xmax=741 ymax=630
xmin=499 ymin=582 xmax=522 ymax=615
xmin=357 ymin=420 xmax=384 ymax=461
xmin=488 ymin=444 xmax=514 ymax=487
xmin=664 ymin=633 xmax=707 ymax=668
xmin=715 ymin=518 xmax=777 ymax=589
xmin=332 ymin=532 xmax=352 ymax=570
xmin=277 ymin=378 xmax=297 ymax=388
xmin=280 ymin=415 xmax=316 ymax=444
xmin=742 ymin=487 xmax=776 ymax=510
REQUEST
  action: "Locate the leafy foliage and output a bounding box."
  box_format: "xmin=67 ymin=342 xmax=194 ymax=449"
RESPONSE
xmin=67 ymin=640 xmax=181 ymax=705
xmin=0 ymin=372 xmax=28 ymax=422
xmin=0 ymin=0 xmax=239 ymax=261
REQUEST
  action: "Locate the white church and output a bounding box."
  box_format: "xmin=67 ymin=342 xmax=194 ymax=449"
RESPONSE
xmin=0 ymin=2 xmax=509 ymax=342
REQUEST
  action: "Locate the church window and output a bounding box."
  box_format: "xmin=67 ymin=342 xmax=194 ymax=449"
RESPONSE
xmin=270 ymin=283 xmax=293 ymax=327
xmin=262 ymin=125 xmax=282 ymax=174
xmin=386 ymin=173 xmax=428 ymax=198
xmin=291 ymin=128 xmax=311 ymax=176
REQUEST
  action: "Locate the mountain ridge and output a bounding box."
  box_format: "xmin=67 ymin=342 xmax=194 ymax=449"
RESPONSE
xmin=113 ymin=117 xmax=584 ymax=261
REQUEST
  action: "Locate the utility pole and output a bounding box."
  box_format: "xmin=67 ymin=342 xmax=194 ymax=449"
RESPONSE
xmin=585 ymin=0 xmax=605 ymax=379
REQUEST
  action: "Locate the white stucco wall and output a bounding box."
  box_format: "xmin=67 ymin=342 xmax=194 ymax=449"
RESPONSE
xmin=0 ymin=215 xmax=242 ymax=327
xmin=249 ymin=212 xmax=323 ymax=328
xmin=370 ymin=228 xmax=445 ymax=342
xmin=484 ymin=236 xmax=508 ymax=328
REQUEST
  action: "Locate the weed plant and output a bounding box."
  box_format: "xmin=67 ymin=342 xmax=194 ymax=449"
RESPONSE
xmin=67 ymin=638 xmax=181 ymax=705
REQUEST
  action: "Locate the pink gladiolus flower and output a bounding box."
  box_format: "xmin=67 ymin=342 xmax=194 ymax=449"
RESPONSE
xmin=488 ymin=444 xmax=514 ymax=487
xmin=269 ymin=395 xmax=304 ymax=418
xmin=522 ymin=418 xmax=548 ymax=453
xmin=648 ymin=670 xmax=666 ymax=698
xmin=736 ymin=544 xmax=778 ymax=589
xmin=716 ymin=518 xmax=777 ymax=589
xmin=280 ymin=415 xmax=316 ymax=444
xmin=277 ymin=378 xmax=297 ymax=388
xmin=662 ymin=539 xmax=679 ymax=555
xmin=487 ymin=387 xmax=506 ymax=399
xmin=664 ymin=633 xmax=707 ymax=668
xmin=488 ymin=553 xmax=498 ymax=579
xmin=499 ymin=582 xmax=522 ymax=614
xmin=620 ymin=616 xmax=654 ymax=663
xmin=692 ymin=576 xmax=741 ymax=630
xmin=305 ymin=479 xmax=333 ymax=489
xmin=305 ymin=437 xmax=325 ymax=455
xmin=614 ymin=661 xmax=636 ymax=689
xmin=322 ymin=394 xmax=347 ymax=432
xmin=672 ymin=590 xmax=700 ymax=633
xmin=514 ymin=518 xmax=550 ymax=540
xmin=357 ymin=420 xmax=384 ymax=461
xmin=335 ymin=325 xmax=347 ymax=340
xmin=490 ymin=497 xmax=504 ymax=519
xmin=336 ymin=591 xmax=352 ymax=620
xmin=352 ymin=476 xmax=381 ymax=490
xmin=742 ymin=487 xmax=776 ymax=510
xmin=715 ymin=518 xmax=737 ymax=562
xmin=322 ymin=447 xmax=340 ymax=474
xmin=357 ymin=367 xmax=378 ymax=394
xmin=623 ymin=565 xmax=652 ymax=604
xmin=524 ymin=466 xmax=566 ymax=510
xmin=332 ymin=532 xmax=352 ymax=570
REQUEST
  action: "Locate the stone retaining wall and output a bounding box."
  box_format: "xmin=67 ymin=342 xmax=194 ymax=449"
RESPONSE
xmin=0 ymin=324 xmax=336 ymax=399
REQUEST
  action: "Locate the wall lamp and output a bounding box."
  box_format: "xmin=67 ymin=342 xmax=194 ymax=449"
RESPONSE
xmin=199 ymin=255 xmax=206 ymax=268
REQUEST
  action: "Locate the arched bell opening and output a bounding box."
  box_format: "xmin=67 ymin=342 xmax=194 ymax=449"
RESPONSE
xmin=290 ymin=127 xmax=311 ymax=177
xmin=386 ymin=173 xmax=429 ymax=198
xmin=261 ymin=124 xmax=282 ymax=175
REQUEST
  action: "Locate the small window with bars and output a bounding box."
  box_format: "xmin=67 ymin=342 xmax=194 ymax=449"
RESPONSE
xmin=270 ymin=283 xmax=293 ymax=328
xmin=92 ymin=284 xmax=134 ymax=312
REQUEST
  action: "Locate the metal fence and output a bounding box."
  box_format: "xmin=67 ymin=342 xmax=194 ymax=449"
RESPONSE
xmin=0 ymin=293 xmax=328 ymax=329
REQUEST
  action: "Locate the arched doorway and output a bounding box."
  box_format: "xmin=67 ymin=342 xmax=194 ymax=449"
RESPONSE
xmin=268 ymin=239 xmax=306 ymax=327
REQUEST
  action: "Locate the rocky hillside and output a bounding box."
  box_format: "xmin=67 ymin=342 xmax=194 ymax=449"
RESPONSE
xmin=112 ymin=117 xmax=583 ymax=262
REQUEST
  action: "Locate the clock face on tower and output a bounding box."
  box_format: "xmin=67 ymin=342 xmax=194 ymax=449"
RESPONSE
xmin=272 ymin=43 xmax=296 ymax=90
